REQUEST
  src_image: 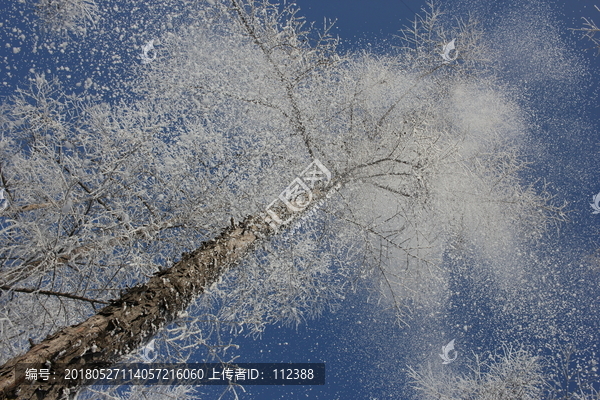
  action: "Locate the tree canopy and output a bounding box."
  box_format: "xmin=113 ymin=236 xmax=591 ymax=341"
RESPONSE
xmin=0 ymin=0 xmax=597 ymax=399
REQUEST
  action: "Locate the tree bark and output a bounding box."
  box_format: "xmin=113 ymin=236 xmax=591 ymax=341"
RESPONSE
xmin=0 ymin=214 xmax=270 ymax=399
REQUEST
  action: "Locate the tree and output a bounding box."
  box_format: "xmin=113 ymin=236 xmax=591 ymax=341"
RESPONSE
xmin=409 ymin=344 xmax=600 ymax=400
xmin=0 ymin=0 xmax=565 ymax=398
xmin=409 ymin=345 xmax=545 ymax=400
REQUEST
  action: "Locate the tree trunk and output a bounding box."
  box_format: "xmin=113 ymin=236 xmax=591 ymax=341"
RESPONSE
xmin=0 ymin=214 xmax=270 ymax=399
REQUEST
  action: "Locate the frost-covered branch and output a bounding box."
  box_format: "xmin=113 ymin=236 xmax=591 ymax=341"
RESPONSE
xmin=409 ymin=345 xmax=544 ymax=400
xmin=0 ymin=285 xmax=109 ymax=306
xmin=573 ymin=5 xmax=600 ymax=55
xmin=34 ymin=0 xmax=98 ymax=35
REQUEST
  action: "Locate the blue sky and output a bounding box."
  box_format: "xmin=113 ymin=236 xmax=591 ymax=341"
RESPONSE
xmin=294 ymin=0 xmax=422 ymax=45
xmin=1 ymin=0 xmax=600 ymax=399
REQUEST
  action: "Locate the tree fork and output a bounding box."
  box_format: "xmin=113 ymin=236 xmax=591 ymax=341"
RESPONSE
xmin=0 ymin=214 xmax=270 ymax=399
